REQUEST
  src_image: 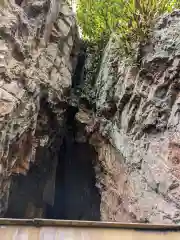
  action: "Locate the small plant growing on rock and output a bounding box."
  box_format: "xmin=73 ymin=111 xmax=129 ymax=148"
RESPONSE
xmin=77 ymin=0 xmax=180 ymax=59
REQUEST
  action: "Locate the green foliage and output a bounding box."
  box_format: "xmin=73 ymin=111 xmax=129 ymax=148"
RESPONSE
xmin=77 ymin=0 xmax=180 ymax=57
xmin=0 ymin=0 xmax=5 ymax=6
xmin=77 ymin=0 xmax=122 ymax=42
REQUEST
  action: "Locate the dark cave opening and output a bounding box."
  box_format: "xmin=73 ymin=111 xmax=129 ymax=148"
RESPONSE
xmin=5 ymin=37 xmax=100 ymax=220
xmin=5 ymin=106 xmax=100 ymax=221
xmin=15 ymin=0 xmax=23 ymax=6
xmin=46 ymin=138 xmax=100 ymax=220
xmin=46 ymin=105 xmax=100 ymax=220
xmin=72 ymin=40 xmax=87 ymax=90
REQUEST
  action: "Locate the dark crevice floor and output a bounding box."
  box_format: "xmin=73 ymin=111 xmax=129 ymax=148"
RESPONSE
xmin=46 ymin=133 xmax=100 ymax=221
xmin=5 ymin=104 xmax=101 ymax=220
xmin=5 ymin=133 xmax=100 ymax=221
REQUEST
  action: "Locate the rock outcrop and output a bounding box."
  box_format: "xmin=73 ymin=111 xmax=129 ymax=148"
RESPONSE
xmin=0 ymin=0 xmax=79 ymax=216
xmin=81 ymin=10 xmax=180 ymax=223
xmin=1 ymin=1 xmax=180 ymax=224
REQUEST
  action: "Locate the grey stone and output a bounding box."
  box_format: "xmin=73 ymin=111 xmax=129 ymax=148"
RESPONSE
xmin=83 ymin=10 xmax=180 ymax=223
xmin=0 ymin=0 xmax=79 ymax=216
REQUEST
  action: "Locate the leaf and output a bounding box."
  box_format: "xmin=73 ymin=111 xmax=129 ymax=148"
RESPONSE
xmin=77 ymin=0 xmax=179 ymax=57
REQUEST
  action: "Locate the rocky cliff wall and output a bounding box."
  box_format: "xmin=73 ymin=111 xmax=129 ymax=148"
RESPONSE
xmin=0 ymin=0 xmax=79 ymax=216
xmin=1 ymin=1 xmax=180 ymax=224
xmin=81 ymin=10 xmax=180 ymax=223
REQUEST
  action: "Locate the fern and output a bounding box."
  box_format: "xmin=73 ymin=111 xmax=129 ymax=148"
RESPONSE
xmin=77 ymin=0 xmax=180 ymax=57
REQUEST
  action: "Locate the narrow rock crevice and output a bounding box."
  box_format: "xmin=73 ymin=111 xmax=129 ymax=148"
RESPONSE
xmin=46 ymin=105 xmax=101 ymax=221
xmin=5 ymin=105 xmax=101 ymax=221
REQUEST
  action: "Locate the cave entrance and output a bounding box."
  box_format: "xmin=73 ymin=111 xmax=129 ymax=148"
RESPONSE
xmin=46 ymin=105 xmax=100 ymax=220
xmin=46 ymin=138 xmax=100 ymax=220
xmin=5 ymin=106 xmax=100 ymax=221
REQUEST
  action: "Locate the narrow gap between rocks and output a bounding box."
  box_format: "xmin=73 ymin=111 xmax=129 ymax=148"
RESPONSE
xmin=5 ymin=40 xmax=101 ymax=220
xmin=5 ymin=105 xmax=101 ymax=221
xmin=46 ymin=106 xmax=100 ymax=220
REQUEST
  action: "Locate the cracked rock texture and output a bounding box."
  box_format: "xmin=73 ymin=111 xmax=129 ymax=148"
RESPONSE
xmin=0 ymin=0 xmax=79 ymax=216
xmin=2 ymin=1 xmax=180 ymax=224
xmin=82 ymin=10 xmax=180 ymax=223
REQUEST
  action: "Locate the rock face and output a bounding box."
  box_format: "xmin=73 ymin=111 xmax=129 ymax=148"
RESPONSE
xmin=0 ymin=0 xmax=79 ymax=216
xmin=2 ymin=1 xmax=180 ymax=224
xmin=82 ymin=10 xmax=180 ymax=223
